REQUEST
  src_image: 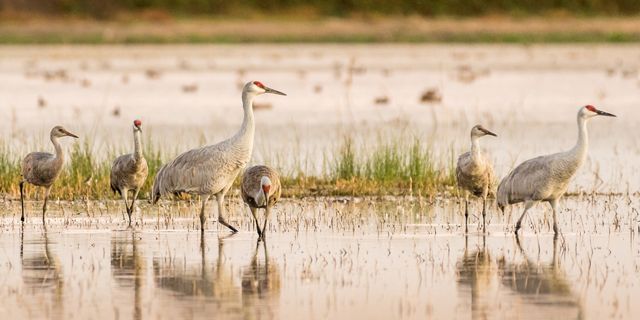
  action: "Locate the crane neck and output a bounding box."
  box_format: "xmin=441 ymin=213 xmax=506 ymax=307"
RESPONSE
xmin=133 ymin=129 xmax=143 ymax=162
xmin=470 ymin=135 xmax=482 ymax=157
xmin=569 ymin=115 xmax=589 ymax=163
xmin=50 ymin=134 xmax=63 ymax=161
xmin=234 ymin=91 xmax=256 ymax=146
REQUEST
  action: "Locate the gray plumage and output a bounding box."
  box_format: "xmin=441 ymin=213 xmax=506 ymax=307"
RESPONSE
xmin=151 ymin=81 xmax=286 ymax=232
xmin=241 ymin=165 xmax=281 ymax=240
xmin=20 ymin=126 xmax=79 ymax=224
xmin=110 ymin=120 xmax=148 ymax=227
xmin=497 ymin=105 xmax=616 ymax=235
xmin=456 ymin=124 xmax=497 ymax=233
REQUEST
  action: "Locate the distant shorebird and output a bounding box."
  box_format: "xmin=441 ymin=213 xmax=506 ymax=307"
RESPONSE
xmin=20 ymin=126 xmax=79 ymax=224
xmin=497 ymin=105 xmax=616 ymax=235
xmin=456 ymin=125 xmax=497 ymax=233
xmin=110 ymin=119 xmax=148 ymax=227
xmin=241 ymin=165 xmax=281 ymax=241
xmin=152 ymin=81 xmax=286 ymax=232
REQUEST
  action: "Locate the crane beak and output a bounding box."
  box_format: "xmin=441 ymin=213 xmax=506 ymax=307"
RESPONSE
xmin=63 ymin=129 xmax=79 ymax=138
xmin=264 ymin=86 xmax=286 ymax=96
xmin=261 ymin=184 xmax=271 ymax=206
xmin=595 ymin=109 xmax=616 ymax=117
xmin=480 ymin=128 xmax=498 ymax=137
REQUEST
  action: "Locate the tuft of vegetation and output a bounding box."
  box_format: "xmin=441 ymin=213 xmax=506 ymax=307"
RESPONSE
xmin=324 ymin=138 xmax=456 ymax=196
xmin=0 ymin=136 xmax=457 ymax=200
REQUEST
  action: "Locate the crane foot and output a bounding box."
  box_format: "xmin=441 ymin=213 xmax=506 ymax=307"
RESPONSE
xmin=218 ymin=218 xmax=238 ymax=233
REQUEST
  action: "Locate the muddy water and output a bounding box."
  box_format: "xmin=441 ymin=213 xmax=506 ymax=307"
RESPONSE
xmin=1 ymin=45 xmax=640 ymax=192
xmin=0 ymin=196 xmax=638 ymax=319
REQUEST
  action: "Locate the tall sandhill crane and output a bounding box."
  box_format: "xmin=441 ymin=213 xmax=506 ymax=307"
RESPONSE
xmin=241 ymin=165 xmax=281 ymax=241
xmin=110 ymin=119 xmax=148 ymax=227
xmin=497 ymin=105 xmax=616 ymax=235
xmin=152 ymin=81 xmax=286 ymax=232
xmin=20 ymin=126 xmax=78 ymax=224
xmin=456 ymin=125 xmax=497 ymax=233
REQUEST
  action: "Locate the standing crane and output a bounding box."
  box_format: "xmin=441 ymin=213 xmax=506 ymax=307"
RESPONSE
xmin=497 ymin=105 xmax=616 ymax=235
xmin=20 ymin=126 xmax=79 ymax=224
xmin=110 ymin=119 xmax=148 ymax=227
xmin=241 ymin=165 xmax=281 ymax=241
xmin=152 ymin=81 xmax=286 ymax=232
xmin=456 ymin=125 xmax=497 ymax=233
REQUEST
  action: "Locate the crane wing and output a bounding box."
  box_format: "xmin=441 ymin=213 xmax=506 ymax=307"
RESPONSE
xmin=155 ymin=144 xmax=248 ymax=196
xmin=498 ymin=156 xmax=553 ymax=205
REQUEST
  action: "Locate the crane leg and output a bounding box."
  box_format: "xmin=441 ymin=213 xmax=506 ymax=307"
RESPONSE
xmin=199 ymin=195 xmax=210 ymax=232
xmin=129 ymin=189 xmax=140 ymax=227
xmin=515 ymin=200 xmax=535 ymax=234
xmin=42 ymin=186 xmax=51 ymax=225
xmin=20 ymin=181 xmax=25 ymax=223
xmin=121 ymin=190 xmax=131 ymax=227
xmin=260 ymin=206 xmax=272 ymax=241
xmin=481 ymin=197 xmax=487 ymax=233
xmin=550 ymin=199 xmax=560 ymax=236
xmin=216 ymin=193 xmax=238 ymax=233
xmin=464 ymin=198 xmax=469 ymax=234
xmin=250 ymin=207 xmax=262 ymax=238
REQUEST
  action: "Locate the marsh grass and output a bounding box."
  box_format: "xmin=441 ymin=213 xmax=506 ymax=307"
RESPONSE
xmin=324 ymin=137 xmax=456 ymax=196
xmin=1 ymin=136 xmax=456 ymax=200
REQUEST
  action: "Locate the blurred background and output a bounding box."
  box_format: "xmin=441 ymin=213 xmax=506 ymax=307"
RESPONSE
xmin=0 ymin=0 xmax=639 ymax=197
xmin=1 ymin=0 xmax=640 ymax=42
xmin=3 ymin=0 xmax=640 ymax=18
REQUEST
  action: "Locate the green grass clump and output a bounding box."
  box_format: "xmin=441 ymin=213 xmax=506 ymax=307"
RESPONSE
xmin=325 ymin=138 xmax=456 ymax=196
xmin=334 ymin=137 xmax=358 ymax=180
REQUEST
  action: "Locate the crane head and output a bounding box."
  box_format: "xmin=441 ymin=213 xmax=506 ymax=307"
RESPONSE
xmin=254 ymin=176 xmax=273 ymax=207
xmin=471 ymin=124 xmax=497 ymax=138
xmin=245 ymin=81 xmax=286 ymax=96
xmin=582 ymin=105 xmax=616 ymax=118
xmin=133 ymin=119 xmax=142 ymax=131
xmin=51 ymin=125 xmax=79 ymax=139
xmin=260 ymin=176 xmax=272 ymax=195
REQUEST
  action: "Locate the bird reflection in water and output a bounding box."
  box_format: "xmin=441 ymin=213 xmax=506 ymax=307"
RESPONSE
xmin=111 ymin=231 xmax=143 ymax=320
xmin=457 ymin=235 xmax=497 ymax=319
xmin=149 ymin=233 xmax=281 ymax=317
xmin=241 ymin=240 xmax=281 ymax=318
xmin=457 ymin=235 xmax=582 ymax=318
xmin=152 ymin=233 xmax=238 ymax=299
xmin=20 ymin=225 xmax=64 ymax=318
xmin=502 ymin=236 xmax=578 ymax=302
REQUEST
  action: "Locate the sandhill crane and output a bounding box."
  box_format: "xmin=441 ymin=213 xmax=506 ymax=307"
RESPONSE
xmin=241 ymin=165 xmax=281 ymax=241
xmin=456 ymin=125 xmax=497 ymax=233
xmin=110 ymin=119 xmax=148 ymax=227
xmin=152 ymin=81 xmax=286 ymax=232
xmin=497 ymin=105 xmax=615 ymax=235
xmin=20 ymin=126 xmax=78 ymax=224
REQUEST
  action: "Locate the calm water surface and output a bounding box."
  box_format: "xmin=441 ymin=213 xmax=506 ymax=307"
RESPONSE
xmin=0 ymin=197 xmax=638 ymax=319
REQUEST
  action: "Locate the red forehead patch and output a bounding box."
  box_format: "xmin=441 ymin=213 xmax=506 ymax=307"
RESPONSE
xmin=585 ymin=105 xmax=596 ymax=112
xmin=253 ymin=81 xmax=265 ymax=88
xmin=134 ymin=119 xmax=142 ymax=126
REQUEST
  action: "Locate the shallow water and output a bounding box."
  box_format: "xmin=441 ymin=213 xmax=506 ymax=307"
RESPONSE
xmin=0 ymin=196 xmax=638 ymax=319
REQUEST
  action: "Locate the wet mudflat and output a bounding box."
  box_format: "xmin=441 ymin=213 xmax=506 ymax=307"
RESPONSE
xmin=0 ymin=196 xmax=638 ymax=319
